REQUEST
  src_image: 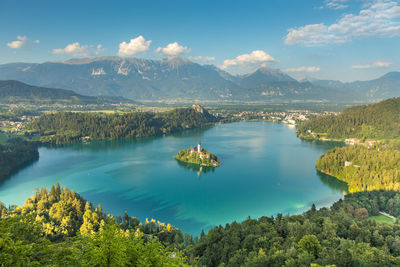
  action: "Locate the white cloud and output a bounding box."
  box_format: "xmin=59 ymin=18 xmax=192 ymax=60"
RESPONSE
xmin=52 ymin=42 xmax=103 ymax=57
xmin=7 ymin=35 xmax=28 ymax=49
xmin=320 ymin=0 xmax=349 ymax=10
xmin=118 ymin=36 xmax=151 ymax=56
xmin=283 ymin=66 xmax=321 ymax=72
xmin=188 ymin=56 xmax=216 ymax=62
xmin=221 ymin=50 xmax=276 ymax=70
xmin=156 ymin=42 xmax=190 ymax=56
xmin=285 ymin=0 xmax=400 ymax=46
xmin=352 ymin=61 xmax=392 ymax=69
xmin=96 ymin=44 xmax=104 ymax=54
xmin=33 ymin=40 xmax=40 ymax=44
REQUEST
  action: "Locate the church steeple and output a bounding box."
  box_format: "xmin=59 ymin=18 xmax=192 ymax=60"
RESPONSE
xmin=197 ymin=140 xmax=201 ymax=152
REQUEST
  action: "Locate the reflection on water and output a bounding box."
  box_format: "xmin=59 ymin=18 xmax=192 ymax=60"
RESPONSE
xmin=316 ymin=170 xmax=348 ymax=194
xmin=42 ymin=136 xmax=158 ymax=152
xmin=299 ymin=138 xmax=346 ymax=149
xmin=175 ymin=160 xmax=216 ymax=178
xmin=42 ymin=126 xmax=214 ymax=153
xmin=0 ymin=157 xmax=39 ymax=187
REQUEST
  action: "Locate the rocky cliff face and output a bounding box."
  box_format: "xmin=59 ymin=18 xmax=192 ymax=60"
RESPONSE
xmin=192 ymin=104 xmax=205 ymax=114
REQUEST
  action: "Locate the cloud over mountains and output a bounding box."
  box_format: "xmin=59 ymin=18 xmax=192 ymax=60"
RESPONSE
xmin=352 ymin=61 xmax=392 ymax=69
xmin=53 ymin=43 xmax=104 ymax=57
xmin=221 ymin=50 xmax=276 ymax=70
xmin=155 ymin=42 xmax=191 ymax=56
xmin=7 ymin=35 xmax=27 ymax=49
xmin=285 ymin=0 xmax=400 ymax=46
xmin=118 ymin=36 xmax=151 ymax=56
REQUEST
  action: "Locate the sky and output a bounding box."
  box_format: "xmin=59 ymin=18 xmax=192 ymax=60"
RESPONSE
xmin=0 ymin=0 xmax=399 ymax=82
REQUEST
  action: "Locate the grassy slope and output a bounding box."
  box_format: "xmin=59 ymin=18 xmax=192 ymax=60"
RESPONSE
xmin=369 ymin=214 xmax=395 ymax=224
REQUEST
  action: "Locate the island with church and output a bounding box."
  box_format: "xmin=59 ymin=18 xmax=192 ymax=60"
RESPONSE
xmin=174 ymin=141 xmax=221 ymax=167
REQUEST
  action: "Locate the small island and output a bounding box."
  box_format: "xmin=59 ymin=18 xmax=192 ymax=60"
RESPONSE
xmin=174 ymin=141 xmax=220 ymax=167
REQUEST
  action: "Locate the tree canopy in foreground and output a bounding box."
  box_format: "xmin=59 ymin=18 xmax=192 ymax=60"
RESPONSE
xmin=2 ymin=185 xmax=400 ymax=266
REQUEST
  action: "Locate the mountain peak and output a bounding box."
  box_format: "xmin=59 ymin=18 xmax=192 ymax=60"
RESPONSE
xmin=298 ymin=75 xmax=317 ymax=83
xmin=379 ymin=71 xmax=400 ymax=80
xmin=51 ymin=56 xmax=125 ymax=65
xmin=162 ymin=56 xmax=192 ymax=67
xmin=256 ymin=66 xmax=282 ymax=75
xmin=240 ymin=66 xmax=296 ymax=85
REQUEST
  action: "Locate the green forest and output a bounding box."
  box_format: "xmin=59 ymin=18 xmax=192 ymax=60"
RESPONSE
xmin=193 ymin=190 xmax=400 ymax=266
xmin=0 ymin=138 xmax=39 ymax=182
xmin=297 ymin=97 xmax=400 ymax=140
xmin=2 ymin=185 xmax=400 ymax=266
xmin=28 ymin=107 xmax=217 ymax=144
xmin=174 ymin=148 xmax=220 ymax=167
xmin=316 ymin=145 xmax=400 ymax=193
xmin=0 ymin=184 xmax=189 ymax=266
xmin=296 ymin=97 xmax=400 ymax=195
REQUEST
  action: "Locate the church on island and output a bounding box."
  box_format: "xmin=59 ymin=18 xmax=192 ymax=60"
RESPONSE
xmin=174 ymin=140 xmax=220 ymax=167
xmin=190 ymin=141 xmax=210 ymax=159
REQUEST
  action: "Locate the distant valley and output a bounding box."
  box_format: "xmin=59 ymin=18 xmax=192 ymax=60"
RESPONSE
xmin=0 ymin=56 xmax=399 ymax=102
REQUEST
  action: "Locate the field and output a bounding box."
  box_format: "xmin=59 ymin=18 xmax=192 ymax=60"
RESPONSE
xmin=369 ymin=214 xmax=396 ymax=224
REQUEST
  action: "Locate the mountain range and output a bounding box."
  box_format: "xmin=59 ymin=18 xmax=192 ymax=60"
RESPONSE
xmin=0 ymin=56 xmax=399 ymax=102
xmin=0 ymin=80 xmax=134 ymax=105
xmin=313 ymin=72 xmax=400 ymax=100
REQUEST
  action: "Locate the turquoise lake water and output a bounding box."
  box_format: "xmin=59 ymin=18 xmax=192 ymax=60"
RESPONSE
xmin=0 ymin=122 xmax=347 ymax=235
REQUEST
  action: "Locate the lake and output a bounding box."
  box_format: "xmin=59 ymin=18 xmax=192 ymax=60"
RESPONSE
xmin=0 ymin=121 xmax=347 ymax=235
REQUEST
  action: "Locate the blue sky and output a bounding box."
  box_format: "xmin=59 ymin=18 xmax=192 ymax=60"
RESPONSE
xmin=1 ymin=0 xmax=399 ymax=81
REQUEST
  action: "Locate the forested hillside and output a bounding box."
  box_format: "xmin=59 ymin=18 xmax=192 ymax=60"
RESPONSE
xmin=297 ymin=97 xmax=400 ymax=140
xmin=192 ymin=191 xmax=400 ymax=266
xmin=0 ymin=80 xmax=133 ymax=104
xmin=316 ymin=145 xmax=400 ymax=193
xmin=0 ymin=184 xmax=189 ymax=266
xmin=2 ymin=186 xmax=400 ymax=266
xmin=28 ymin=106 xmax=217 ymax=143
xmin=0 ymin=138 xmax=39 ymax=182
xmin=297 ymin=98 xmax=400 ymax=194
